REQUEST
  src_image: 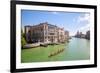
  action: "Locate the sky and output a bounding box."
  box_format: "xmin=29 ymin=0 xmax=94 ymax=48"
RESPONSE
xmin=21 ymin=10 xmax=90 ymax=36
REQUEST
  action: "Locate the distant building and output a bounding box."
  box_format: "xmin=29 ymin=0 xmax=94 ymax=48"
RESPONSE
xmin=65 ymin=30 xmax=69 ymax=41
xmin=75 ymin=30 xmax=90 ymax=40
xmin=80 ymin=32 xmax=86 ymax=38
xmin=86 ymin=30 xmax=90 ymax=40
xmin=25 ymin=22 xmax=69 ymax=43
xmin=75 ymin=31 xmax=80 ymax=38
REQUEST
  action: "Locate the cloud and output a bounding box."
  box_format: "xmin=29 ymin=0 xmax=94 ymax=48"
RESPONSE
xmin=51 ymin=12 xmax=59 ymax=14
xmin=77 ymin=13 xmax=90 ymax=24
xmin=79 ymin=24 xmax=90 ymax=33
xmin=70 ymin=31 xmax=77 ymax=36
xmin=76 ymin=13 xmax=90 ymax=33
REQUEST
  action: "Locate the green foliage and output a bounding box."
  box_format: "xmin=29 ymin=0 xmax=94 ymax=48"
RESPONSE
xmin=21 ymin=29 xmax=27 ymax=48
xmin=21 ymin=36 xmax=26 ymax=48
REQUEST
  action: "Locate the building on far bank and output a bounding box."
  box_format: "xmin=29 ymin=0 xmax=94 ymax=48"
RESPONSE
xmin=65 ymin=30 xmax=69 ymax=41
xmin=25 ymin=22 xmax=69 ymax=43
xmin=86 ymin=30 xmax=90 ymax=40
xmin=75 ymin=30 xmax=90 ymax=40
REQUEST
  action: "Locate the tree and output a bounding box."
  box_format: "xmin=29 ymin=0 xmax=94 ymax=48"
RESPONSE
xmin=21 ymin=36 xmax=26 ymax=48
xmin=21 ymin=28 xmax=27 ymax=48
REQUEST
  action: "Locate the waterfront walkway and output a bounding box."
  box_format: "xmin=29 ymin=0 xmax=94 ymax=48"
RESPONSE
xmin=24 ymin=41 xmax=62 ymax=48
xmin=24 ymin=43 xmax=40 ymax=48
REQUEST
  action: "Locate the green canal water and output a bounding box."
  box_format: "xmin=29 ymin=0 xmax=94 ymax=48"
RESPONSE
xmin=21 ymin=37 xmax=90 ymax=63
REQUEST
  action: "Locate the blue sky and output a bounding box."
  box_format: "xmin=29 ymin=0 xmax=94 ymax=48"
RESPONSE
xmin=21 ymin=10 xmax=90 ymax=36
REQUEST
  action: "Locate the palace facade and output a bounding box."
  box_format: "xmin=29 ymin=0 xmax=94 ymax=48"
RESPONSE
xmin=25 ymin=22 xmax=69 ymax=43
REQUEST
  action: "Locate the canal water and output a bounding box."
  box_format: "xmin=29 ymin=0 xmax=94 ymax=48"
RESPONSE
xmin=21 ymin=37 xmax=90 ymax=62
xmin=48 ymin=37 xmax=90 ymax=61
